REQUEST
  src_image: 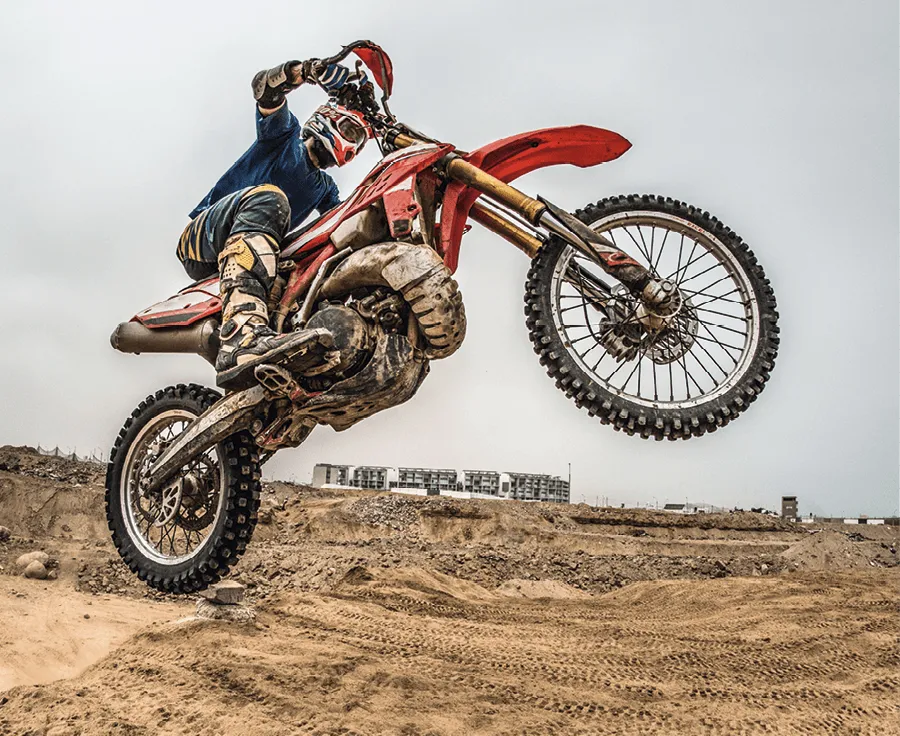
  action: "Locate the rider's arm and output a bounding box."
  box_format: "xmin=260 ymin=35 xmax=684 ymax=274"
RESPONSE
xmin=253 ymin=61 xmax=304 ymax=116
xmin=255 ymin=103 xmax=300 ymax=145
xmin=317 ymin=174 xmax=341 ymax=214
xmin=253 ymin=60 xmax=351 ymax=117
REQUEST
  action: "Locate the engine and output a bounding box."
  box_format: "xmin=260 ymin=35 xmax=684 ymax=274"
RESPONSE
xmin=253 ymin=242 xmax=465 ymax=449
xmin=299 ymin=287 xmax=409 ymax=390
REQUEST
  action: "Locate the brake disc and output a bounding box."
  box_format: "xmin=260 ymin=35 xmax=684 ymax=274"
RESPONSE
xmin=646 ymin=296 xmax=698 ymax=365
xmin=152 ymin=480 xmax=184 ymax=527
xmin=598 ymin=286 xmax=643 ymax=361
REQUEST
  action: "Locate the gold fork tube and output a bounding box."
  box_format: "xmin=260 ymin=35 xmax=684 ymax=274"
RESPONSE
xmin=468 ymin=202 xmax=543 ymax=258
xmin=443 ymin=157 xmax=547 ymax=224
xmin=388 ymin=132 xmax=547 ymax=239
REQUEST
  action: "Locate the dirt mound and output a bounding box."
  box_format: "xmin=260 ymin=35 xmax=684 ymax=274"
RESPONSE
xmin=569 ymin=504 xmax=797 ymax=531
xmin=0 ymin=445 xmax=103 ymax=486
xmin=337 ymin=565 xmax=498 ymax=603
xmin=781 ymin=530 xmax=899 ymax=570
xmin=0 ymin=473 xmax=106 ymax=541
xmin=0 ymin=446 xmax=107 ymax=542
xmin=0 ymin=576 xmax=185 ymax=691
xmin=495 ymin=578 xmax=591 ymax=599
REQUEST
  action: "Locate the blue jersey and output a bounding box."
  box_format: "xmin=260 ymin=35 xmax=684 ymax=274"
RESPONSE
xmin=190 ymin=103 xmax=341 ymax=231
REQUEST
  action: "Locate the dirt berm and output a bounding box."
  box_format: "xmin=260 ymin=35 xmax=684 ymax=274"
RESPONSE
xmin=0 ymin=445 xmax=897 ymax=735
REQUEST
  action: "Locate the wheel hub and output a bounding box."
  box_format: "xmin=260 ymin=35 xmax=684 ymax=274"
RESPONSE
xmin=176 ymin=471 xmax=219 ymax=531
xmin=636 ymin=279 xmax=681 ymax=327
xmin=645 ymin=293 xmax=699 ymax=365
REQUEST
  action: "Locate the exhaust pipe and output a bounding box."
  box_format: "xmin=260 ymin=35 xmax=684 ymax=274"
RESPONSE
xmin=110 ymin=318 xmax=219 ymax=365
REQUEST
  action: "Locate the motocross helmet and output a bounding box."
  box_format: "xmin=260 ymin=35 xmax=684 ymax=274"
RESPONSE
xmin=302 ymin=103 xmax=371 ymax=167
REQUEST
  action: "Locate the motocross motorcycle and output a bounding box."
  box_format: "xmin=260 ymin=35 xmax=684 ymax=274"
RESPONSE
xmin=106 ymin=42 xmax=779 ymax=593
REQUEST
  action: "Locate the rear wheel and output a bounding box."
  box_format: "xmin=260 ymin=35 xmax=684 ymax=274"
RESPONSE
xmin=105 ymin=383 xmax=260 ymax=593
xmin=525 ymin=194 xmax=779 ymax=439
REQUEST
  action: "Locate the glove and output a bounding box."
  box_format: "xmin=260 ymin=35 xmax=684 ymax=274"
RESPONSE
xmin=314 ymin=62 xmax=351 ymax=91
xmin=252 ymin=60 xmax=302 ymax=109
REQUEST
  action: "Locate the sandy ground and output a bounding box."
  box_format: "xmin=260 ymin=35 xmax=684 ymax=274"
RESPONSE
xmin=0 ymin=446 xmax=898 ymax=735
xmin=0 ymin=577 xmax=186 ymax=692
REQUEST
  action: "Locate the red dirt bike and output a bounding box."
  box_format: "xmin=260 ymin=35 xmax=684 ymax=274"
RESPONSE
xmin=106 ymin=42 xmax=779 ymax=593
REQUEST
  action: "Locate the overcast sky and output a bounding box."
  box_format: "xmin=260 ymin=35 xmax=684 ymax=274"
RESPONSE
xmin=1 ymin=1 xmax=897 ymax=516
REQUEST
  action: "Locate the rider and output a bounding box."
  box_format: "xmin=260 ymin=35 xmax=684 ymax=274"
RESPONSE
xmin=177 ymin=59 xmax=371 ymax=390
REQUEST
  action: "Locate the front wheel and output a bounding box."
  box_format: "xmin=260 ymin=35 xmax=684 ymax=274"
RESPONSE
xmin=105 ymin=384 xmax=261 ymax=593
xmin=525 ymin=194 xmax=779 ymax=440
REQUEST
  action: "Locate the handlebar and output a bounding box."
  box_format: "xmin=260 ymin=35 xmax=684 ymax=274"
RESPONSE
xmin=317 ymin=40 xmax=372 ymax=68
xmin=308 ymin=41 xmax=396 ymax=126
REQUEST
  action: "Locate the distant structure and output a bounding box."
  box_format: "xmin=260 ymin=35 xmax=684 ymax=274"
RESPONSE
xmin=464 ymin=469 xmax=500 ymax=496
xmin=504 ymin=472 xmax=569 ymax=503
xmin=395 ymin=467 xmax=458 ymax=495
xmin=311 ymin=463 xmax=351 ymax=488
xmin=311 ymin=463 xmax=570 ymax=503
xmin=661 ymin=503 xmax=730 ymax=514
xmin=781 ymin=495 xmax=798 ymax=521
xmin=352 ymin=465 xmax=390 ymax=490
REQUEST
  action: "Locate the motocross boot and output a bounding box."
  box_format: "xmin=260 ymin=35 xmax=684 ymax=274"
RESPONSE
xmin=215 ymin=233 xmax=313 ymax=391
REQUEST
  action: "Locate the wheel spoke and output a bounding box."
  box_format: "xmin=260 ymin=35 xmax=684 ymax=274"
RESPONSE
xmin=639 ymin=226 xmax=653 ymax=272
xmin=678 ymin=260 xmax=723 ymax=287
xmin=621 ymin=226 xmax=652 ymax=264
xmin=682 ymin=339 xmax=721 ymax=386
xmin=703 ymin=320 xmax=748 ymax=338
xmin=667 ymin=356 xmax=675 ymax=402
xmin=569 ymin=332 xmax=600 ymax=345
xmin=667 ymin=237 xmax=703 ymax=282
xmin=673 ymin=329 xmax=701 ymax=397
xmin=674 ymin=232 xmax=686 ymax=284
xmin=651 ymin=227 xmax=670 ymax=275
xmin=617 ymin=335 xmax=658 ymax=393
xmin=694 ymin=305 xmax=748 ymax=322
xmin=560 ymin=302 xmax=589 ymax=314
xmin=687 ymin=288 xmax=744 ymax=309
xmin=676 ymin=324 xmax=729 ymax=378
xmin=691 ymin=327 xmax=744 ymax=358
xmin=682 ymin=276 xmax=736 ymax=301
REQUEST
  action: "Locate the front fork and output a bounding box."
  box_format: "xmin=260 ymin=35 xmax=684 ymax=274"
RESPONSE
xmin=435 ymin=151 xmax=671 ymax=308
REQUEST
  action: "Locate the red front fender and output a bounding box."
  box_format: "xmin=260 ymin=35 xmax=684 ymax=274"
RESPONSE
xmin=438 ymin=125 xmax=631 ymax=272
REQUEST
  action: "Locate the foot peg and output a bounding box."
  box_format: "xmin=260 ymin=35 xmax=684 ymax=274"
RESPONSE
xmin=254 ymin=364 xmax=309 ymax=402
xmin=252 ymin=327 xmax=342 ymax=400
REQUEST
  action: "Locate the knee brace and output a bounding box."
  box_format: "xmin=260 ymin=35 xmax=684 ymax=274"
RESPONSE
xmin=218 ymin=233 xmax=279 ymax=293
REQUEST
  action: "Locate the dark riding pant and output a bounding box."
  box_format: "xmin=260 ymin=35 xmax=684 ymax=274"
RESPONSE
xmin=176 ymin=185 xmax=291 ymax=281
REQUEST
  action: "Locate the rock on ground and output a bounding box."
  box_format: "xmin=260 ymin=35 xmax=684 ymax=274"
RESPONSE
xmin=195 ymin=598 xmax=256 ymax=622
xmin=23 ymin=561 xmax=48 ymax=580
xmin=16 ymin=551 xmax=50 ymax=570
xmin=198 ymin=580 xmax=245 ymax=605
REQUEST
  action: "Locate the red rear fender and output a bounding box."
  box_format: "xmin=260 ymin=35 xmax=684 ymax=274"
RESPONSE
xmin=439 ymin=126 xmax=631 ymax=271
xmin=134 ymin=278 xmax=221 ymax=328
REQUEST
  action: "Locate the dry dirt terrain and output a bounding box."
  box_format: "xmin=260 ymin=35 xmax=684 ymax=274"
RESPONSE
xmin=0 ymin=446 xmax=897 ymax=735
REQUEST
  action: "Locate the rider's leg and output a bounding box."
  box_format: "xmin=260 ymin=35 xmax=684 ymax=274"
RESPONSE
xmin=176 ymin=185 xmax=311 ymax=390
